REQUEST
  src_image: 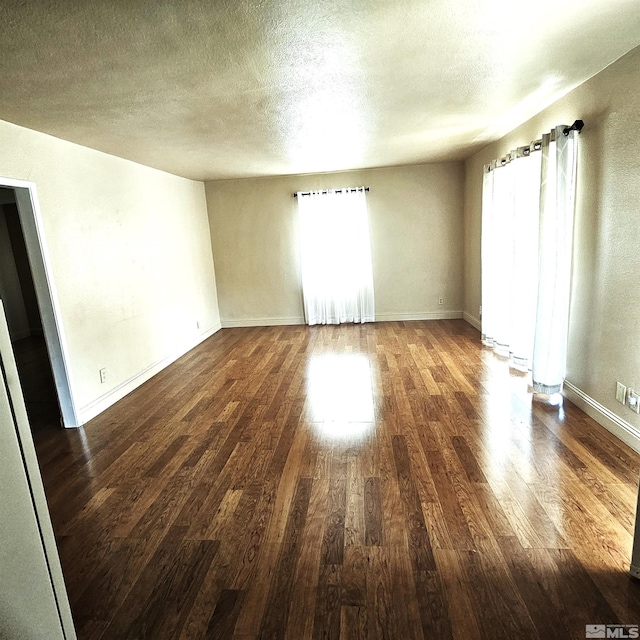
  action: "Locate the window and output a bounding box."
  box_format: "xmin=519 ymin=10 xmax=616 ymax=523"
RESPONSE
xmin=482 ymin=124 xmax=580 ymax=394
xmin=297 ymin=188 xmax=374 ymax=325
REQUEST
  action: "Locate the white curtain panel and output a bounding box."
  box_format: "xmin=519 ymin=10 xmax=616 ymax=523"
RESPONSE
xmin=532 ymin=127 xmax=579 ymax=394
xmin=482 ymin=125 xmax=578 ymax=393
xmin=481 ymin=151 xmax=541 ymax=367
xmin=298 ymin=188 xmax=375 ymax=325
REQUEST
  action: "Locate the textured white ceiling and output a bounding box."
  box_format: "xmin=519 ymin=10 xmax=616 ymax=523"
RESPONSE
xmin=1 ymin=0 xmax=639 ymax=181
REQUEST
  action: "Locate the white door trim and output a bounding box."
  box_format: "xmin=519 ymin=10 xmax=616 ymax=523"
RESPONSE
xmin=0 ymin=176 xmax=79 ymax=427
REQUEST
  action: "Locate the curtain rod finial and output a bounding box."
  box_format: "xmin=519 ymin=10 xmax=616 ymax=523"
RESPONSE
xmin=563 ymin=120 xmax=584 ymax=136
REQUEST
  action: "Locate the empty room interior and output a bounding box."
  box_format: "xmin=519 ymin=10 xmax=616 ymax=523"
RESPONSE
xmin=3 ymin=1 xmax=640 ymax=639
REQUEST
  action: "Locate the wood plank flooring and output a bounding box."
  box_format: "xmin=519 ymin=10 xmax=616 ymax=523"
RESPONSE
xmin=29 ymin=320 xmax=640 ymax=639
xmin=12 ymin=334 xmax=60 ymax=429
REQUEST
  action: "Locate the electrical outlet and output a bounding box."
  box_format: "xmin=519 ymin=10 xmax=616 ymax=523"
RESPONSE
xmin=99 ymin=368 xmax=107 ymax=384
xmin=629 ymin=389 xmax=640 ymax=414
xmin=616 ymin=382 xmax=627 ymax=404
xmin=438 ymin=297 xmax=444 ymax=305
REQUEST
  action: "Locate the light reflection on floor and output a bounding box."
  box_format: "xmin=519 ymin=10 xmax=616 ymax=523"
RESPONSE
xmin=306 ymin=353 xmax=375 ymax=440
xmin=478 ymin=350 xmax=566 ymax=496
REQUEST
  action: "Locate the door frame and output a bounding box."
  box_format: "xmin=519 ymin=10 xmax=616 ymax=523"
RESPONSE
xmin=0 ymin=176 xmax=79 ymax=428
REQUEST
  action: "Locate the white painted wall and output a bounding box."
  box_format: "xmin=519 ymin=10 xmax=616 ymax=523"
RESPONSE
xmin=464 ymin=45 xmax=640 ymax=447
xmin=206 ymin=163 xmax=465 ymax=327
xmin=0 ymin=119 xmax=221 ymax=424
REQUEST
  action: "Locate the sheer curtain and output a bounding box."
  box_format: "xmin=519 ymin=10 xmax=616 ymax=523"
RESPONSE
xmin=532 ymin=128 xmax=579 ymax=393
xmin=482 ymin=125 xmax=579 ymax=393
xmin=482 ymin=151 xmax=541 ymax=367
xmin=297 ymin=188 xmax=375 ymax=325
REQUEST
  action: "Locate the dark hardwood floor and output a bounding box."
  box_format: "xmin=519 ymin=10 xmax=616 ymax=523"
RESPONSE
xmin=27 ymin=320 xmax=640 ymax=639
xmin=12 ymin=334 xmax=61 ymax=430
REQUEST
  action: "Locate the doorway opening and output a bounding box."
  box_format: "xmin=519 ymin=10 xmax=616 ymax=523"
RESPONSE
xmin=0 ymin=180 xmax=78 ymax=428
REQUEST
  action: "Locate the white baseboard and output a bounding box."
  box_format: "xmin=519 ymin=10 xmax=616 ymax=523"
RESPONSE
xmin=221 ymin=316 xmax=306 ymax=328
xmin=563 ymin=380 xmax=640 ymax=454
xmin=375 ymin=311 xmax=463 ymax=322
xmin=463 ymin=312 xmax=481 ymax=331
xmin=78 ymin=323 xmax=222 ymax=425
xmin=221 ymin=312 xmax=466 ymax=328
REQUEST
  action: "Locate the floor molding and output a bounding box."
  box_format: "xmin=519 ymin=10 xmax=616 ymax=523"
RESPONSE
xmin=222 ymin=313 xmax=467 ymax=327
xmin=78 ymin=323 xmax=222 ymax=425
xmin=563 ymin=380 xmax=640 ymax=453
xmin=375 ymin=311 xmax=463 ymax=322
xmin=221 ymin=317 xmax=305 ymax=328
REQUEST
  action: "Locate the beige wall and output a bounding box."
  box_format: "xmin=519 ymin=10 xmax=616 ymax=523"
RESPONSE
xmin=464 ymin=45 xmax=640 ymax=438
xmin=206 ymin=163 xmax=465 ymax=326
xmin=0 ymin=119 xmax=221 ymax=423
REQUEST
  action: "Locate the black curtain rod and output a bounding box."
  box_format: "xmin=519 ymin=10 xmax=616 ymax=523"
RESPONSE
xmin=487 ymin=120 xmax=585 ymax=172
xmin=563 ymin=120 xmax=584 ymax=136
xmin=293 ymin=187 xmax=369 ymax=198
